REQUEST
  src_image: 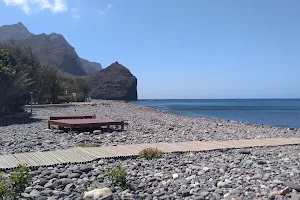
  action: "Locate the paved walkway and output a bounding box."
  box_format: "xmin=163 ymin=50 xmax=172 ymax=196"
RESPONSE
xmin=1 ymin=137 xmax=300 ymax=169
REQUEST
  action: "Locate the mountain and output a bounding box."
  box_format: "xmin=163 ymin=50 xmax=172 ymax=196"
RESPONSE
xmin=88 ymin=62 xmax=137 ymax=100
xmin=80 ymin=58 xmax=102 ymax=75
xmin=0 ymin=22 xmax=101 ymax=76
xmin=0 ymin=22 xmax=32 ymax=42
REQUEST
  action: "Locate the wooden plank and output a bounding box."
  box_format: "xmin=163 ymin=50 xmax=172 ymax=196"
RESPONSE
xmin=1 ymin=137 xmax=300 ymax=169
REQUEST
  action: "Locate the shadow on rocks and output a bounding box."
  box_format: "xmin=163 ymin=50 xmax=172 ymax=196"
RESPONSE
xmin=0 ymin=115 xmax=42 ymax=126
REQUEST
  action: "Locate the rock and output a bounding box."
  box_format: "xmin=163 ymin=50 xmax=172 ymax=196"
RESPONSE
xmin=68 ymin=173 xmax=81 ymax=178
xmin=80 ymin=166 xmax=94 ymax=173
xmin=30 ymin=189 xmax=40 ymax=198
xmin=89 ymin=62 xmax=138 ymax=101
xmin=38 ymin=179 xmax=48 ymax=186
xmin=40 ymin=189 xmax=53 ymax=196
xmin=203 ymin=167 xmax=210 ymax=172
xmin=37 ymin=197 xmax=47 ymax=200
xmin=81 ymin=58 xmax=102 ymax=75
xmin=172 ymin=173 xmax=179 ymax=179
xmin=154 ymin=172 xmax=164 ymax=177
xmin=239 ymin=150 xmax=251 ymax=154
xmin=200 ymin=191 xmax=209 ymax=197
xmin=21 ymin=193 xmax=31 ymax=199
xmin=83 ymin=187 xmax=112 ymax=200
xmin=58 ymin=172 xmax=69 ymax=178
xmin=224 ymin=193 xmax=231 ymax=198
xmin=284 ymin=181 xmax=300 ymax=192
xmin=257 ymin=160 xmax=267 ymax=165
xmin=64 ymin=183 xmax=75 ymax=193
xmin=182 ymin=190 xmax=191 ymax=197
xmin=291 ymin=193 xmax=300 ymax=200
xmin=277 ymin=187 xmax=291 ymax=195
xmin=185 ymin=175 xmax=196 ymax=181
xmin=217 ymin=181 xmax=229 ymax=188
xmin=60 ymin=178 xmax=73 ymax=187
xmin=44 ymin=182 xmax=54 ymax=189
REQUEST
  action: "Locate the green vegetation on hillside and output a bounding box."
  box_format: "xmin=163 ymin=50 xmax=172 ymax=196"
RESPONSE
xmin=0 ymin=44 xmax=90 ymax=114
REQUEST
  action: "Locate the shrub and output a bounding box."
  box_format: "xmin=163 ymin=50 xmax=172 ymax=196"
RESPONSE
xmin=0 ymin=164 xmax=32 ymax=200
xmin=58 ymin=95 xmax=73 ymax=103
xmin=104 ymin=167 xmax=127 ymax=188
xmin=76 ymin=93 xmax=85 ymax=102
xmin=139 ymin=148 xmax=164 ymax=160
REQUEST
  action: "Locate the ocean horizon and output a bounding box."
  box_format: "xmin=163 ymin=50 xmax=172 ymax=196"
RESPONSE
xmin=132 ymin=99 xmax=300 ymax=129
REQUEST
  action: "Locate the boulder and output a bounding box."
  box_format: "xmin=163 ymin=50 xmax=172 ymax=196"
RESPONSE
xmin=83 ymin=187 xmax=112 ymax=200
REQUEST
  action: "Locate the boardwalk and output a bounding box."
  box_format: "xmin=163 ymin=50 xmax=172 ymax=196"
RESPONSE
xmin=1 ymin=137 xmax=300 ymax=169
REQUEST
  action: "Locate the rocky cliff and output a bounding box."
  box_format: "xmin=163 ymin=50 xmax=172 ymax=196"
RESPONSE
xmin=80 ymin=58 xmax=102 ymax=75
xmin=88 ymin=62 xmax=137 ymax=100
xmin=0 ymin=22 xmax=101 ymax=76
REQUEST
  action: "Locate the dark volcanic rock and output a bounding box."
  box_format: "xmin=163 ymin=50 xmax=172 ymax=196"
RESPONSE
xmin=88 ymin=62 xmax=137 ymax=100
xmin=0 ymin=22 xmax=100 ymax=76
xmin=16 ymin=33 xmax=86 ymax=76
xmin=80 ymin=58 xmax=102 ymax=74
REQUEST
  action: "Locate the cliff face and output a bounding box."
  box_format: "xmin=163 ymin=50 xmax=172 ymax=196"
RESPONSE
xmin=88 ymin=62 xmax=137 ymax=100
xmin=0 ymin=23 xmax=101 ymax=76
xmin=80 ymin=58 xmax=102 ymax=75
xmin=16 ymin=33 xmax=87 ymax=76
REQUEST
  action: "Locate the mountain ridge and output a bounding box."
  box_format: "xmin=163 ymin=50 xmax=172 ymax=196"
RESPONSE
xmin=0 ymin=22 xmax=102 ymax=76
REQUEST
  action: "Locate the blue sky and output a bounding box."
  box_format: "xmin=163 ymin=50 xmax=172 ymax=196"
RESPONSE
xmin=0 ymin=0 xmax=300 ymax=99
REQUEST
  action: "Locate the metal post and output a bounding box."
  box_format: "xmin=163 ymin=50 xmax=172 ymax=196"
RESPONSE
xmin=30 ymin=92 xmax=33 ymax=115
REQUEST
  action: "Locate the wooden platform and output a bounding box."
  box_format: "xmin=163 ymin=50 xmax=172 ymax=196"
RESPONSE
xmin=0 ymin=138 xmax=300 ymax=169
xmin=48 ymin=119 xmax=125 ymax=131
xmin=49 ymin=114 xmax=96 ymax=120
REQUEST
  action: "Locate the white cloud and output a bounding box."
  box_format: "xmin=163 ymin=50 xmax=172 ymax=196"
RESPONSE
xmin=71 ymin=7 xmax=80 ymax=19
xmin=2 ymin=0 xmax=68 ymax=14
xmin=98 ymin=3 xmax=112 ymax=15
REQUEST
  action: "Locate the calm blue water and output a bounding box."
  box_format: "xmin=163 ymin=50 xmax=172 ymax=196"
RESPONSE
xmin=132 ymin=99 xmax=300 ymax=128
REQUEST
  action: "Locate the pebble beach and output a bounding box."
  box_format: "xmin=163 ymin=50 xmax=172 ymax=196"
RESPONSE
xmin=1 ymin=100 xmax=300 ymax=200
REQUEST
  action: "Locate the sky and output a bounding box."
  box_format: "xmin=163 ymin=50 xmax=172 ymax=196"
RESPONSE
xmin=0 ymin=0 xmax=300 ymax=99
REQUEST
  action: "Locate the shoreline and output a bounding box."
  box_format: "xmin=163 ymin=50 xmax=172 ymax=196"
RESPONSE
xmin=1 ymin=100 xmax=300 ymax=199
xmin=1 ymin=100 xmax=300 ymax=155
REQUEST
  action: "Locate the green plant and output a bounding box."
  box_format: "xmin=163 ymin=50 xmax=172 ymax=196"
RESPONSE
xmin=104 ymin=167 xmax=127 ymax=188
xmin=139 ymin=148 xmax=164 ymax=160
xmin=76 ymin=143 xmax=97 ymax=148
xmin=0 ymin=164 xmax=32 ymax=200
xmin=58 ymin=95 xmax=73 ymax=103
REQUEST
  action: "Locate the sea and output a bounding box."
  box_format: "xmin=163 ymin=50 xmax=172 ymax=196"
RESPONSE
xmin=132 ymin=99 xmax=300 ymax=129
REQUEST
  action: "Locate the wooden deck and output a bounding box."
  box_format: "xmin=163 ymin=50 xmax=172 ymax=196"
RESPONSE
xmin=0 ymin=137 xmax=300 ymax=169
xmin=49 ymin=114 xmax=96 ymax=120
xmin=48 ymin=119 xmax=125 ymax=131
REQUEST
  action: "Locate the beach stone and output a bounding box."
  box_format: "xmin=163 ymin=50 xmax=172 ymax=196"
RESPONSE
xmin=44 ymin=182 xmax=54 ymax=189
xmin=239 ymin=150 xmax=251 ymax=154
xmin=185 ymin=175 xmax=196 ymax=181
xmin=154 ymin=172 xmax=164 ymax=177
xmin=83 ymin=187 xmax=112 ymax=199
xmin=30 ymin=189 xmax=40 ymax=198
xmin=80 ymin=165 xmax=94 ymax=173
xmin=283 ymin=182 xmax=300 ymax=192
xmin=172 ymin=173 xmax=179 ymax=179
xmin=291 ymin=193 xmax=300 ymax=200
xmin=68 ymin=173 xmax=81 ymax=178
xmin=203 ymin=167 xmax=210 ymax=172
xmin=60 ymin=178 xmax=73 ymax=187
xmin=64 ymin=183 xmax=76 ymax=193
xmin=21 ymin=193 xmax=31 ymax=199
xmin=58 ymin=172 xmax=68 ymax=178
xmin=217 ymin=181 xmax=229 ymax=188
xmin=40 ymin=189 xmax=53 ymax=196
